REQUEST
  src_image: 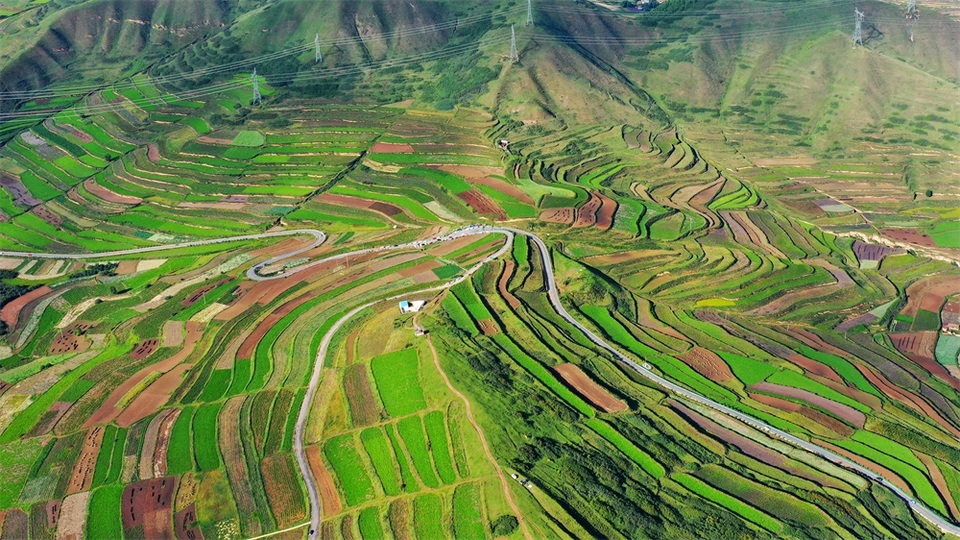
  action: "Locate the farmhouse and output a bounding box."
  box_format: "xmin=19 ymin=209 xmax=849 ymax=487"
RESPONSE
xmin=399 ymin=300 xmax=426 ymax=314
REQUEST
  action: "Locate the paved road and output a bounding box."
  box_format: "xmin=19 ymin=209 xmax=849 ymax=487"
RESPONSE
xmin=9 ymin=225 xmax=957 ymax=537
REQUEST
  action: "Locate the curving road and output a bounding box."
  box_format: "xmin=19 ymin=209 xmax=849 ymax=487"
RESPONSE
xmin=7 ymin=225 xmax=957 ymax=537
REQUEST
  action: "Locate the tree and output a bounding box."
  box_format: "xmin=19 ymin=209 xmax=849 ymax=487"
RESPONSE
xmin=490 ymin=515 xmax=519 ymax=536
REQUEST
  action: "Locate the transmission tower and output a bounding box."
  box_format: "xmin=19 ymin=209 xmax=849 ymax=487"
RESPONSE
xmin=853 ymin=8 xmax=864 ymax=46
xmin=315 ymin=33 xmax=323 ymax=63
xmin=906 ymin=0 xmax=919 ymax=42
xmin=251 ymin=68 xmax=262 ymax=105
xmin=526 ymin=0 xmax=533 ymax=26
xmin=509 ymin=25 xmax=519 ymax=63
xmin=907 ymin=0 xmax=916 ymax=11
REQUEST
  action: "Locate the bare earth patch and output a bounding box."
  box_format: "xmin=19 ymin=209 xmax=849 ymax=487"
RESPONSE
xmin=677 ymin=347 xmax=735 ymax=383
xmin=554 ymin=363 xmax=627 ymax=413
xmin=56 ymin=492 xmax=90 ymax=540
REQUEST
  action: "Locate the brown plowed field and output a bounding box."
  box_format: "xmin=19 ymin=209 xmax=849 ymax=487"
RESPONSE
xmin=750 ymin=381 xmax=865 ymax=427
xmin=574 ymin=193 xmax=601 ymax=228
xmin=890 ymin=332 xmax=938 ymax=359
xmin=784 ymin=354 xmax=843 ymax=383
xmin=882 ymin=228 xmax=936 ymax=247
xmin=307 ymin=445 xmax=343 ymax=516
xmin=115 ymin=364 xmax=193 ymax=428
xmin=67 ymin=427 xmax=105 ymax=495
xmin=669 ymin=400 xmax=784 ymax=467
xmin=32 ymin=206 xmax=62 ymax=227
xmin=677 ymin=347 xmax=735 ymax=383
xmin=555 ymin=364 xmax=627 ymax=413
xmin=174 ymin=504 xmax=203 ymax=540
xmin=397 ymin=260 xmax=441 ymax=278
xmin=237 ymin=291 xmax=321 ymax=359
xmin=183 ymin=278 xmax=230 ymax=307
xmin=477 ymin=319 xmax=499 ymax=335
xmin=916 ymin=452 xmax=960 ymax=520
xmin=0 ymin=285 xmax=52 ymax=327
xmin=317 ymin=193 xmax=402 ymax=217
xmin=469 ymin=176 xmax=534 ymax=205
xmin=49 ymin=322 xmax=93 ymax=355
xmin=121 ymin=476 xmax=176 ymax=539
xmin=131 ymin=338 xmax=159 ymax=360
xmin=139 ymin=409 xmax=179 ymax=480
xmin=904 ymin=353 xmax=960 ymax=391
xmin=902 ymin=275 xmax=960 ymax=318
xmin=595 ymin=193 xmax=618 ymax=231
xmin=343 ymin=364 xmax=379 ymax=426
xmin=162 ymin=321 xmax=184 ymax=348
xmin=45 ymin=500 xmax=60 ymax=530
xmin=345 ymin=328 xmax=360 ymax=365
xmin=458 ymin=189 xmax=505 ymax=220
xmin=84 ymin=179 xmax=141 ymax=204
xmin=855 ymin=363 xmax=960 ymax=438
xmin=539 ymin=207 xmax=574 ymax=224
xmin=370 ymin=142 xmax=414 ymax=153
xmin=749 ymin=392 xmax=803 ymax=413
xmin=498 ymin=261 xmax=521 ymax=309
xmin=147 ymin=144 xmax=160 ymax=163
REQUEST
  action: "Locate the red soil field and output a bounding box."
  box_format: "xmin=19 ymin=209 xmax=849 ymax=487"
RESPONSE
xmin=904 ymin=353 xmax=960 ymax=392
xmin=397 ymin=260 xmax=441 ymax=278
xmin=343 ymin=364 xmax=379 ymax=426
xmin=116 ymin=261 xmax=139 ymax=275
xmin=498 ymin=261 xmax=521 ymax=309
xmin=855 ymin=363 xmax=960 ymax=438
xmin=477 ymin=318 xmax=499 ymax=335
xmin=32 ymin=206 xmax=62 ymax=227
xmin=307 ymin=445 xmax=343 ymax=516
xmin=916 ymin=452 xmax=960 ymax=520
xmin=67 ymin=427 xmax=105 ymax=495
xmin=902 ymin=275 xmax=960 ymax=318
xmin=131 ymin=338 xmax=159 ymax=360
xmin=147 ymin=143 xmax=160 ymax=163
xmin=554 ymin=364 xmax=627 ymax=413
xmin=749 ymin=392 xmax=802 ymax=413
xmin=539 ymin=207 xmax=574 ymax=224
xmin=595 ymin=192 xmax=618 ymax=231
xmin=344 ymin=328 xmax=361 ymax=365
xmin=852 ymin=240 xmax=902 ymax=262
xmin=0 ymin=381 xmax=10 ymax=399
xmin=174 ymin=504 xmax=203 ymax=540
xmin=468 ymin=176 xmax=534 ymax=205
xmin=882 ymin=228 xmax=936 ymax=247
xmin=784 ymin=354 xmax=843 ymax=383
xmin=116 ymin=364 xmax=193 ymax=428
xmin=122 ymin=476 xmax=177 ymax=539
xmin=677 ymin=347 xmax=735 ymax=383
xmin=669 ymin=400 xmax=784 ymax=467
xmin=237 ymin=291 xmax=321 ymax=359
xmin=45 ymin=500 xmax=60 ymax=530
xmin=84 ymin=178 xmax=142 ymax=205
xmin=891 ymin=332 xmax=938 ymax=359
xmin=370 ymin=142 xmax=414 ymax=153
xmin=458 ymin=189 xmax=506 ymax=220
xmin=574 ymin=193 xmax=602 ymax=228
xmin=316 ymin=193 xmax=403 ymax=217
xmin=48 ymin=322 xmax=93 ymax=355
xmin=750 ymin=381 xmax=866 ymax=427
xmin=183 ymin=278 xmax=230 ymax=307
xmin=0 ymin=285 xmax=52 ymax=327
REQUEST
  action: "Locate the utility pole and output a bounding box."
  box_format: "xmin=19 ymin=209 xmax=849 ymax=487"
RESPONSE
xmin=906 ymin=0 xmax=919 ymax=42
xmin=251 ymin=68 xmax=262 ymax=105
xmin=853 ymin=8 xmax=864 ymax=46
xmin=509 ymin=25 xmax=519 ymax=63
xmin=315 ymin=33 xmax=322 ymax=63
xmin=526 ymin=0 xmax=533 ymax=26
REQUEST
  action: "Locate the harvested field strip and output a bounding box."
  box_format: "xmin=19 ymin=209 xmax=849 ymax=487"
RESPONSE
xmin=397 ymin=416 xmax=441 ymax=488
xmin=554 ymin=364 xmax=627 ymax=413
xmin=344 ymin=364 xmax=380 ymax=426
xmin=673 ymin=473 xmax=782 ymax=534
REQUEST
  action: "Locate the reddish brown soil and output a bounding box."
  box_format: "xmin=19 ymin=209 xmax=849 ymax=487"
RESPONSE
xmin=397 ymin=260 xmax=440 ymax=278
xmin=916 ymin=452 xmax=960 ymax=520
xmin=796 ymin=406 xmax=856 ymax=438
xmin=904 ymin=353 xmax=960 ymax=392
xmin=677 ymin=347 xmax=735 ymax=383
xmin=131 ymin=338 xmax=159 ymax=360
xmin=147 ymin=144 xmax=160 ymax=163
xmin=32 ymin=206 xmax=62 ymax=227
xmin=183 ymin=278 xmax=230 ymax=307
xmin=122 ymin=476 xmax=176 ymax=539
xmin=539 ymin=207 xmax=574 ymax=224
xmin=882 ymin=228 xmax=936 ymax=247
xmin=784 ymin=354 xmax=843 ymax=383
xmin=498 ymin=261 xmax=521 ymax=309
xmin=903 ymin=275 xmax=960 ymax=318
xmin=458 ymin=189 xmax=506 ymax=220
xmin=316 ymin=193 xmax=402 ymax=217
xmin=388 ymin=499 xmax=411 ymax=540
xmin=344 ymin=328 xmax=361 ymax=365
xmin=45 ymin=500 xmax=60 ymax=530
xmin=891 ymin=332 xmax=937 ymax=359
xmin=28 ymin=401 xmax=71 ymax=437
xmin=84 ymin=178 xmax=141 ymax=205
xmin=343 ymin=364 xmax=379 ymax=426
xmin=49 ymin=322 xmax=93 ymax=355
xmin=370 ymin=142 xmax=414 ymax=154
xmin=116 ymin=364 xmax=193 ymax=428
xmin=477 ymin=318 xmax=499 ymax=335
xmin=0 ymin=285 xmax=52 ymax=327
xmin=468 ymin=176 xmax=534 ymax=205
xmin=307 ymin=445 xmax=343 ymax=516
xmin=855 ymin=363 xmax=960 ymax=438
xmin=750 ymin=381 xmax=866 ymax=427
xmin=237 ymin=291 xmax=321 ymax=359
xmin=574 ymin=193 xmax=602 ymax=228
xmin=174 ymin=504 xmax=203 ymax=540
xmin=67 ymin=427 xmax=106 ymax=495
xmin=116 ymin=261 xmax=139 ymax=275
xmin=749 ymin=392 xmax=803 ymax=413
xmin=669 ymin=400 xmax=784 ymax=466
xmin=555 ymin=364 xmax=627 ymax=413
xmin=595 ymin=192 xmax=618 ymax=231
xmin=1 ymin=509 xmax=27 ymax=540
